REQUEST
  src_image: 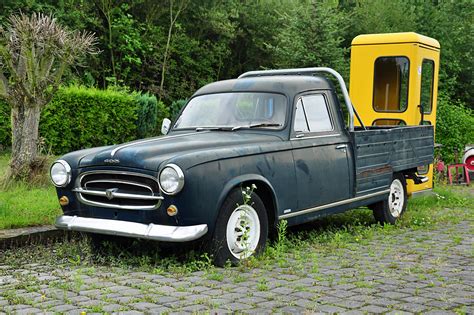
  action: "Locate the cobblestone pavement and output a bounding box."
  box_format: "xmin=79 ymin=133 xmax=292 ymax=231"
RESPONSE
xmin=0 ymin=220 xmax=473 ymax=314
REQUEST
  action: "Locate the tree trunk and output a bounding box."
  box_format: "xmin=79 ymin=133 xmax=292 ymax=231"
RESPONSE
xmin=7 ymin=103 xmax=42 ymax=181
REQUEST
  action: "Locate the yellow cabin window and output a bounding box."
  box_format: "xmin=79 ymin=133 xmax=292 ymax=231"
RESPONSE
xmin=372 ymin=119 xmax=406 ymax=126
xmin=373 ymin=57 xmax=409 ymax=112
xmin=420 ymin=59 xmax=434 ymax=114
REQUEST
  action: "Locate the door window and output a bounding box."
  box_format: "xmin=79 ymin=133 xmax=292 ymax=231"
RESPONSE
xmin=373 ymin=57 xmax=410 ymax=112
xmin=294 ymin=94 xmax=332 ymax=134
xmin=420 ymin=59 xmax=434 ymax=114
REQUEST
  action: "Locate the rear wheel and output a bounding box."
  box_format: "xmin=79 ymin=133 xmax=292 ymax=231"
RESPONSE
xmin=211 ymin=188 xmax=268 ymax=266
xmin=373 ymin=173 xmax=407 ymax=224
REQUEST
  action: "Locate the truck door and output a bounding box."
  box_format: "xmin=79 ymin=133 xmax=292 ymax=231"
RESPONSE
xmin=291 ymin=92 xmax=352 ymax=211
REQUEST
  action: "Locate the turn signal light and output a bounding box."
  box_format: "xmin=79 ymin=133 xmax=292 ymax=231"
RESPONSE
xmin=167 ymin=205 xmax=178 ymax=216
xmin=59 ymin=196 xmax=69 ymax=206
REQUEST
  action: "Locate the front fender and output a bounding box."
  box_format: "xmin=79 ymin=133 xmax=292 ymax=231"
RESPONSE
xmin=215 ymin=174 xmax=279 ymax=224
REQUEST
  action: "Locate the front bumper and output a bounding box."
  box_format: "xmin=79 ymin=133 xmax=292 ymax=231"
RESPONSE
xmin=55 ymin=215 xmax=208 ymax=242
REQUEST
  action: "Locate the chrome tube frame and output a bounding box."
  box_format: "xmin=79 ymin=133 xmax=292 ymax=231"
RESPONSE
xmin=238 ymin=67 xmax=364 ymax=132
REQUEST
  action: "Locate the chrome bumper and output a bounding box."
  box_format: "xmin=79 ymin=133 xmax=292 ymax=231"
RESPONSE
xmin=55 ymin=215 xmax=208 ymax=242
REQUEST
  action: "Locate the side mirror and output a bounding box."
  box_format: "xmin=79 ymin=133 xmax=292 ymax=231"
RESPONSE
xmin=161 ymin=118 xmax=171 ymax=135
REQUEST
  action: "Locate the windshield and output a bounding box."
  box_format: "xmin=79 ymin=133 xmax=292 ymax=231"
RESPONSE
xmin=173 ymin=92 xmax=287 ymax=130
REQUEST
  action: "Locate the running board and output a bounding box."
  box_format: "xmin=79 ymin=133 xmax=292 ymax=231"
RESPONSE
xmin=279 ymin=189 xmax=390 ymax=220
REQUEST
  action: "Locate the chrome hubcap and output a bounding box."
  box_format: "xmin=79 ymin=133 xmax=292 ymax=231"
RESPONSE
xmin=226 ymin=205 xmax=260 ymax=259
xmin=388 ymin=179 xmax=404 ymax=217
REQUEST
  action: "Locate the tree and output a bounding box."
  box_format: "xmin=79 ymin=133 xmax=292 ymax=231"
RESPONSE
xmin=0 ymin=13 xmax=97 ymax=182
xmin=159 ymin=0 xmax=189 ymax=102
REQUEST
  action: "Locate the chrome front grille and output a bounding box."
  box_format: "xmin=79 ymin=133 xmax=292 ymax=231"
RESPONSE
xmin=74 ymin=171 xmax=163 ymax=210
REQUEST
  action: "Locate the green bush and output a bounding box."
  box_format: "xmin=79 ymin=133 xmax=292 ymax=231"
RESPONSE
xmin=170 ymin=99 xmax=187 ymax=122
xmin=39 ymin=86 xmax=138 ymax=154
xmin=135 ymin=92 xmax=169 ymax=138
xmin=0 ymin=100 xmax=10 ymax=150
xmin=435 ymin=93 xmax=474 ymax=164
xmin=0 ymin=86 xmax=171 ymax=155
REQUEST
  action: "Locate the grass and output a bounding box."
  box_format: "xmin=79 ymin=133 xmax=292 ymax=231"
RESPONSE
xmin=0 ymin=181 xmax=472 ymax=273
xmin=0 ymin=152 xmax=61 ymax=229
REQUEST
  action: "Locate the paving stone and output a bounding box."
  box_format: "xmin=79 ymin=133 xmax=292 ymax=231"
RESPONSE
xmin=181 ymin=304 xmax=208 ymax=312
xmin=102 ymin=303 xmax=124 ymax=312
xmin=332 ymin=299 xmax=365 ymax=309
xmin=359 ymin=304 xmax=389 ymax=314
xmin=312 ymin=304 xmax=347 ymax=313
xmin=224 ymin=302 xmax=253 ymax=310
xmin=13 ymin=308 xmax=44 ymax=315
xmin=50 ymin=304 xmax=77 ymax=312
xmin=148 ymin=306 xmax=172 ymax=314
xmin=385 ymin=311 xmax=414 ymax=315
xmin=130 ymin=302 xmax=159 ymax=310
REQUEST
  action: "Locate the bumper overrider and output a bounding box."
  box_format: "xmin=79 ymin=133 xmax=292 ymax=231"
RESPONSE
xmin=55 ymin=215 xmax=208 ymax=242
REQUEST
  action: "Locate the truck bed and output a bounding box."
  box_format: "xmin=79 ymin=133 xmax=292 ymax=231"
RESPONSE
xmin=351 ymin=125 xmax=434 ymax=195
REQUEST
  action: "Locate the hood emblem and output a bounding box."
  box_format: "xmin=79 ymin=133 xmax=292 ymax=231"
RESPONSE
xmin=106 ymin=188 xmax=119 ymax=200
xmin=104 ymin=158 xmax=120 ymax=164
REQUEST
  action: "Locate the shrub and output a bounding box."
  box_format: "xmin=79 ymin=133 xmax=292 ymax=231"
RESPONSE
xmin=135 ymin=92 xmax=169 ymax=138
xmin=435 ymin=93 xmax=474 ymax=164
xmin=39 ymin=86 xmax=138 ymax=154
xmin=170 ymin=99 xmax=187 ymax=122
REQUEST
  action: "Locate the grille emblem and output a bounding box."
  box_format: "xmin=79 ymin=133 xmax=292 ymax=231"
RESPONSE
xmin=105 ymin=188 xmax=119 ymax=200
xmin=104 ymin=159 xmax=120 ymax=164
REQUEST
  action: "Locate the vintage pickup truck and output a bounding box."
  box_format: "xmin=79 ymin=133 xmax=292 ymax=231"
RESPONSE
xmin=51 ymin=67 xmax=434 ymax=265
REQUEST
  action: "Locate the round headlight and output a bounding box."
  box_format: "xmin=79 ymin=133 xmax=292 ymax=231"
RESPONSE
xmin=159 ymin=164 xmax=184 ymax=195
xmin=50 ymin=160 xmax=72 ymax=187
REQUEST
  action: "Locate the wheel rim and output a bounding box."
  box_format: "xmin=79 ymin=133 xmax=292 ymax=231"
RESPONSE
xmin=388 ymin=179 xmax=404 ymax=217
xmin=226 ymin=204 xmax=260 ymax=259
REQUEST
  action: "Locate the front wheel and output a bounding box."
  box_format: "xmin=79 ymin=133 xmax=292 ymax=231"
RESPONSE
xmin=211 ymin=188 xmax=268 ymax=266
xmin=372 ymin=173 xmax=408 ymax=224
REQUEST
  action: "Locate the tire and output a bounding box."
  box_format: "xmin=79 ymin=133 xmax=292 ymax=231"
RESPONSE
xmin=211 ymin=188 xmax=268 ymax=267
xmin=373 ymin=173 xmax=408 ymax=225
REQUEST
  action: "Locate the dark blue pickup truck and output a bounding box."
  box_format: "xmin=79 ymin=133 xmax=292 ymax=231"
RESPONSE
xmin=51 ymin=68 xmax=433 ymax=265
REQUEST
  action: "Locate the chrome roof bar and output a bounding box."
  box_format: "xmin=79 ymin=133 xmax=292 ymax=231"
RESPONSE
xmin=238 ymin=67 xmax=366 ymax=131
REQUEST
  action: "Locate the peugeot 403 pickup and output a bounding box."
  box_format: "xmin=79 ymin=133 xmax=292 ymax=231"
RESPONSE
xmin=51 ymin=67 xmax=434 ymax=265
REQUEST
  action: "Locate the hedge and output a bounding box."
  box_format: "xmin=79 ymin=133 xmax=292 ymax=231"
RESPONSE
xmin=0 ymin=86 xmax=169 ymax=155
xmin=435 ymin=93 xmax=474 ymax=164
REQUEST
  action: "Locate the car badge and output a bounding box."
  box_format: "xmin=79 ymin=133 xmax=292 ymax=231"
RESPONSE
xmin=105 ymin=188 xmax=118 ymax=200
xmin=104 ymin=158 xmax=120 ymax=164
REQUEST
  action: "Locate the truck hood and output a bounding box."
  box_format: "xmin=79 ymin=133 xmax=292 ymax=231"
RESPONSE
xmin=77 ymin=131 xmax=282 ymax=171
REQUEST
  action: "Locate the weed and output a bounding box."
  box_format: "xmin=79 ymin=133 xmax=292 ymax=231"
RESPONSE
xmin=256 ymin=278 xmax=269 ymax=291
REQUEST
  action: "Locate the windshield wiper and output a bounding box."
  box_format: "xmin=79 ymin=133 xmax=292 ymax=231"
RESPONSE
xmin=232 ymin=123 xmax=282 ymax=130
xmin=195 ymin=126 xmax=234 ymax=131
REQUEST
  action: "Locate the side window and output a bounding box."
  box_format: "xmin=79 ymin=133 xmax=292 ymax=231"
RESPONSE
xmin=302 ymin=94 xmax=333 ymax=132
xmin=373 ymin=57 xmax=410 ymax=112
xmin=294 ymin=98 xmax=309 ymax=133
xmin=420 ymin=59 xmax=434 ymax=114
xmin=293 ymin=94 xmax=332 ymax=134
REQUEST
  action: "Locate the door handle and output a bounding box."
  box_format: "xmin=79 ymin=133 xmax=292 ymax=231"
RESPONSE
xmin=336 ymin=144 xmax=347 ymax=153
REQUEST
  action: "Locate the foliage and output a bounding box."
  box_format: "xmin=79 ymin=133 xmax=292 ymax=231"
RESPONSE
xmin=0 ymin=1 xmax=472 ymax=162
xmin=435 ymin=93 xmax=474 ymax=164
xmin=39 ymin=86 xmax=138 ymax=154
xmin=169 ymin=99 xmax=187 ymax=122
xmin=134 ymin=92 xmax=169 ymax=138
xmin=270 ymin=1 xmax=349 ymax=77
xmin=1 ymin=86 xmax=169 ymax=154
